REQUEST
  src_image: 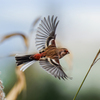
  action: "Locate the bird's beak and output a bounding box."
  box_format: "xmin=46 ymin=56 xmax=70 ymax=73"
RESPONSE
xmin=67 ymin=51 xmax=70 ymax=54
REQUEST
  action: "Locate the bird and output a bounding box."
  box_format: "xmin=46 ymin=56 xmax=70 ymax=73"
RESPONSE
xmin=15 ymin=15 xmax=70 ymax=80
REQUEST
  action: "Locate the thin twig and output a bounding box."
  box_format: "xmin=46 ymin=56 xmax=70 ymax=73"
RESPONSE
xmin=93 ymin=58 xmax=100 ymax=65
xmin=73 ymin=49 xmax=100 ymax=100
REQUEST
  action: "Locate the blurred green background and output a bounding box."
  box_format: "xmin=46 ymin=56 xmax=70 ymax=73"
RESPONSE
xmin=0 ymin=0 xmax=100 ymax=100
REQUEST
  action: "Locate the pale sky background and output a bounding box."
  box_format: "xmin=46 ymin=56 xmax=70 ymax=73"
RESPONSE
xmin=0 ymin=0 xmax=100 ymax=95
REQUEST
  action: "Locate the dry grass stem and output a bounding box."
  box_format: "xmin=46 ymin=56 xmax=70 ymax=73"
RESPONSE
xmin=73 ymin=49 xmax=100 ymax=100
xmin=6 ymin=65 xmax=26 ymax=100
xmin=0 ymin=33 xmax=29 ymax=49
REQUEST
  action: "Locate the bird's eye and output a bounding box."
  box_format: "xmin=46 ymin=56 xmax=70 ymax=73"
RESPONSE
xmin=64 ymin=50 xmax=67 ymax=52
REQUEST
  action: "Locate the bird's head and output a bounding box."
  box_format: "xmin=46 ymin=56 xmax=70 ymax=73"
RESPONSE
xmin=58 ymin=48 xmax=70 ymax=59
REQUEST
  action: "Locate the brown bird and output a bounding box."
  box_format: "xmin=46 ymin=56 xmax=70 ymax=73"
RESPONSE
xmin=15 ymin=15 xmax=70 ymax=80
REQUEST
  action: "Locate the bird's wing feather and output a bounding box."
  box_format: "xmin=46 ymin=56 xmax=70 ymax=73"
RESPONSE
xmin=39 ymin=58 xmax=68 ymax=80
xmin=35 ymin=15 xmax=59 ymax=53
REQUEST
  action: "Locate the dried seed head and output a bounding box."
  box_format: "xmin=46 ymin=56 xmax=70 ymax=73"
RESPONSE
xmin=0 ymin=72 xmax=6 ymax=100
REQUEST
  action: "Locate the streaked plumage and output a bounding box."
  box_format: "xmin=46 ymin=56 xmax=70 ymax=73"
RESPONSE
xmin=15 ymin=15 xmax=70 ymax=80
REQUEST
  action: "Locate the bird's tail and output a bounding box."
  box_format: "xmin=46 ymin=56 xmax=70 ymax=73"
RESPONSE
xmin=15 ymin=54 xmax=36 ymax=71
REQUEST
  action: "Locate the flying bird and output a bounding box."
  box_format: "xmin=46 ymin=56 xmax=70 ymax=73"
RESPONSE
xmin=15 ymin=16 xmax=70 ymax=80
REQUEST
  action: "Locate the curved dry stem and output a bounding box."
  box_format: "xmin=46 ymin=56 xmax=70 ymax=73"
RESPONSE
xmin=6 ymin=65 xmax=26 ymax=100
xmin=93 ymin=58 xmax=100 ymax=65
xmin=73 ymin=49 xmax=100 ymax=100
xmin=0 ymin=33 xmax=29 ymax=49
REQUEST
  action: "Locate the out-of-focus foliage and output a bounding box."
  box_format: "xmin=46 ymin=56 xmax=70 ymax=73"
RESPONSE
xmin=0 ymin=75 xmax=6 ymax=100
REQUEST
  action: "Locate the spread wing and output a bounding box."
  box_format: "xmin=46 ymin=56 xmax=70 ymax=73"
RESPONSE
xmin=39 ymin=58 xmax=68 ymax=80
xmin=35 ymin=15 xmax=59 ymax=53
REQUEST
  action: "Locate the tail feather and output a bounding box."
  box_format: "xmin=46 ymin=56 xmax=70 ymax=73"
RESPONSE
xmin=15 ymin=54 xmax=34 ymax=66
xmin=20 ymin=61 xmax=36 ymax=71
xmin=15 ymin=54 xmax=36 ymax=71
